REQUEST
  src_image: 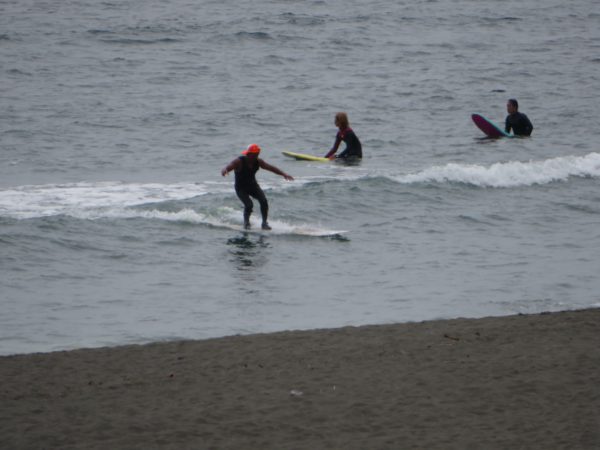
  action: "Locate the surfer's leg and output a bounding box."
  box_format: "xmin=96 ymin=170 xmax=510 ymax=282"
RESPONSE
xmin=250 ymin=185 xmax=269 ymax=229
xmin=235 ymin=186 xmax=253 ymax=228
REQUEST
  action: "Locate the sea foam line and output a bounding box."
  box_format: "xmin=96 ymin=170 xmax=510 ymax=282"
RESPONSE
xmin=0 ymin=178 xmax=321 ymax=220
xmin=397 ymin=152 xmax=600 ymax=188
xmin=0 ymin=181 xmax=215 ymax=220
xmin=0 ymin=182 xmax=345 ymax=235
xmin=82 ymin=207 xmax=346 ymax=237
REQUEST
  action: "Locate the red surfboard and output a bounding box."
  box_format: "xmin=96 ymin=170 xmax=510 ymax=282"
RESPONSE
xmin=472 ymin=113 xmax=513 ymax=138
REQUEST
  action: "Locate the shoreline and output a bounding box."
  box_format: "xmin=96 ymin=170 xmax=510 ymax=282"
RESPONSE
xmin=1 ymin=308 xmax=599 ymax=449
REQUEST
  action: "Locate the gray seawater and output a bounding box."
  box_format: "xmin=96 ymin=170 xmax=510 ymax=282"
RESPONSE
xmin=1 ymin=0 xmax=600 ymax=355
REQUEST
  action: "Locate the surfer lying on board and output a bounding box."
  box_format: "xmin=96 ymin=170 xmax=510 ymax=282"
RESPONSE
xmin=324 ymin=112 xmax=362 ymax=160
xmin=221 ymin=144 xmax=294 ymax=230
xmin=505 ymin=99 xmax=533 ymax=136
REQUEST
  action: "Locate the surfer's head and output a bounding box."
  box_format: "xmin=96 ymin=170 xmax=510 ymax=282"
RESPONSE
xmin=334 ymin=112 xmax=349 ymax=130
xmin=242 ymin=143 xmax=261 ymax=156
xmin=507 ymin=99 xmax=518 ymax=114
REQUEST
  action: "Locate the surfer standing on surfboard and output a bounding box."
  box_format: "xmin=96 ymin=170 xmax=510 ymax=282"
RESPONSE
xmin=324 ymin=112 xmax=363 ymax=160
xmin=505 ymin=99 xmax=533 ymax=136
xmin=221 ymin=144 xmax=294 ymax=230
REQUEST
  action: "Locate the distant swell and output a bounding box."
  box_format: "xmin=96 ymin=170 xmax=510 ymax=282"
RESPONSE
xmin=100 ymin=37 xmax=181 ymax=45
xmin=235 ymin=31 xmax=272 ymax=40
xmin=397 ymin=152 xmax=600 ymax=188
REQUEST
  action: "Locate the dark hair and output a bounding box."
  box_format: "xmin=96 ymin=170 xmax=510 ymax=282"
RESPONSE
xmin=508 ymin=98 xmax=519 ymax=109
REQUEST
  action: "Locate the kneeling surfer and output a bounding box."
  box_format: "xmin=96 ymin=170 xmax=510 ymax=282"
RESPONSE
xmin=324 ymin=112 xmax=362 ymax=160
xmin=222 ymin=144 xmax=294 ymax=230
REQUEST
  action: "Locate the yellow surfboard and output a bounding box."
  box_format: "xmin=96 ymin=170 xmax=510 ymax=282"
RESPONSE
xmin=282 ymin=151 xmax=330 ymax=162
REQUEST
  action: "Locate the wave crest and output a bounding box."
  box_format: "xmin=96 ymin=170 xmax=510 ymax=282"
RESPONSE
xmin=398 ymin=152 xmax=600 ymax=188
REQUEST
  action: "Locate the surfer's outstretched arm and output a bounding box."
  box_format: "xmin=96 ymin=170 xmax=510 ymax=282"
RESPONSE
xmin=221 ymin=158 xmax=241 ymax=176
xmin=259 ymin=160 xmax=294 ymax=181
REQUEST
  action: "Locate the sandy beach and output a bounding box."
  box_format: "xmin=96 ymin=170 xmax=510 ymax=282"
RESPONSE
xmin=1 ymin=308 xmax=599 ymax=449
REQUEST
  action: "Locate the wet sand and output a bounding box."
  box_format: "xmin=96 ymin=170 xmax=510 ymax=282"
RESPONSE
xmin=1 ymin=308 xmax=599 ymax=449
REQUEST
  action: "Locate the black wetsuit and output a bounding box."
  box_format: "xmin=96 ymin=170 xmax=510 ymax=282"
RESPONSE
xmin=328 ymin=128 xmax=362 ymax=159
xmin=234 ymin=156 xmax=268 ymax=224
xmin=505 ymin=112 xmax=533 ymax=136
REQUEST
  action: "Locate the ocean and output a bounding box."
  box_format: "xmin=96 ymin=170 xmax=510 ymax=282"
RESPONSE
xmin=1 ymin=0 xmax=599 ymax=355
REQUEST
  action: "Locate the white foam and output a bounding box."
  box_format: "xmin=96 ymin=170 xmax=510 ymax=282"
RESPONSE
xmin=217 ymin=207 xmax=347 ymax=236
xmin=0 ymin=181 xmax=216 ymax=220
xmin=397 ymin=152 xmax=600 ymax=188
xmin=0 ymin=182 xmax=346 ymax=236
xmin=79 ymin=206 xmax=346 ymax=237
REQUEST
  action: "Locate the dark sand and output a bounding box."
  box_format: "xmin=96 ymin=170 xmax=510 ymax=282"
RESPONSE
xmin=1 ymin=309 xmax=599 ymax=449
